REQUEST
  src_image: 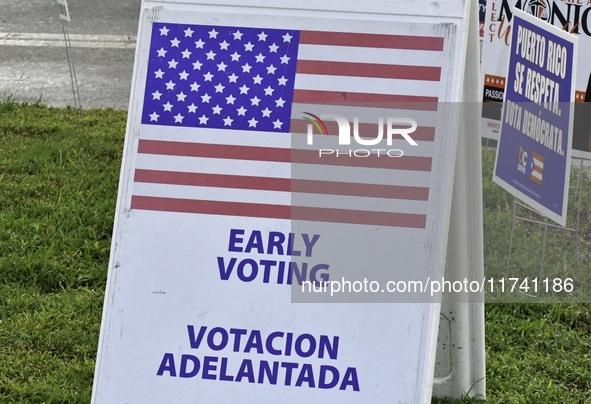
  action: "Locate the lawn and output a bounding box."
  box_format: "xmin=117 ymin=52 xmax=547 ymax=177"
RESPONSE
xmin=1 ymin=101 xmax=591 ymax=403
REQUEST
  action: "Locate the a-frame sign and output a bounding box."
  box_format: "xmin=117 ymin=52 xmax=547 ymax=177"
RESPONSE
xmin=93 ymin=1 xmax=485 ymax=402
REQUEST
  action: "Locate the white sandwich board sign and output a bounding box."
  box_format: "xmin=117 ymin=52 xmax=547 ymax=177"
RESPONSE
xmin=92 ymin=1 xmax=483 ymax=402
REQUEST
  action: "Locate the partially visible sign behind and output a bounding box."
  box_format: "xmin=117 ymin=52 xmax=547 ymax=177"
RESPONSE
xmin=493 ymin=9 xmax=577 ymax=226
xmin=481 ymin=0 xmax=591 ymax=153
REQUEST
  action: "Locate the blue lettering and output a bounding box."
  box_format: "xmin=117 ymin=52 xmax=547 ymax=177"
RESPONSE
xmin=267 ymin=231 xmax=285 ymax=255
xmin=287 ymin=233 xmax=301 ymax=256
xmin=180 ymin=355 xmax=200 ymax=378
xmin=244 ymin=330 xmax=264 ymax=354
xmin=202 ymin=356 xmax=218 ymax=379
xmin=260 ymin=260 xmax=277 ymax=283
xmin=277 ymin=261 xmax=286 ymax=284
xmin=184 ymin=326 xmax=341 ymax=364
xmin=156 ymin=353 xmax=176 ymax=377
xmin=318 ymin=335 xmax=339 ymax=360
xmin=295 ymin=364 xmax=315 ymax=388
xmin=310 ymin=264 xmax=330 ymax=285
xmin=281 ymin=362 xmax=298 ymax=386
xmin=319 ymin=365 xmax=339 ymax=389
xmin=237 ymin=259 xmax=258 ymax=282
xmin=187 ymin=325 xmax=207 ymax=349
xmin=340 ymin=367 xmax=360 ymax=391
xmin=258 ymin=360 xmax=279 ymax=384
xmin=207 ymin=327 xmax=228 ymax=351
xmin=265 ymin=331 xmax=283 ymax=355
xmin=229 ymin=328 xmax=247 ymax=352
xmin=228 ymin=229 xmax=245 ymax=252
xmin=217 ymin=257 xmax=236 ymax=280
xmin=235 ymin=359 xmax=255 ymax=383
xmin=219 ymin=357 xmax=234 ymax=381
xmin=302 ymin=234 xmax=320 ymax=257
xmin=288 ymin=262 xmax=307 ymax=285
xmin=295 ymin=334 xmax=316 ymax=358
xmin=245 ymin=230 xmax=264 ymax=253
xmin=227 ymin=230 xmax=321 ymax=257
xmin=284 ymin=332 xmax=293 ymax=356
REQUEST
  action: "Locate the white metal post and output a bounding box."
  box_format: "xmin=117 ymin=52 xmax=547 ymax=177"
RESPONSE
xmin=433 ymin=0 xmax=486 ymax=399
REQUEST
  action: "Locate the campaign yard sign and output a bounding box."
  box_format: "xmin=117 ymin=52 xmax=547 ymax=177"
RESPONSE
xmin=92 ymin=1 xmax=474 ymax=403
xmin=493 ymin=9 xmax=577 ymax=226
xmin=481 ymin=0 xmax=591 ymax=153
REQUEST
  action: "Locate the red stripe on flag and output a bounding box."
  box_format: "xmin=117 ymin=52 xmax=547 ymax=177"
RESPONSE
xmin=296 ymin=60 xmax=441 ymax=81
xmin=289 ymin=119 xmax=436 ymax=142
xmin=292 ymin=205 xmax=427 ymax=228
xmin=137 ymin=140 xmax=432 ymax=171
xmin=138 ymin=139 xmax=289 ymax=161
xmin=134 ymin=169 xmax=430 ymax=200
xmin=299 ymin=30 xmax=444 ymax=51
xmin=532 ymin=151 xmax=544 ymax=163
xmin=135 ymin=169 xmax=290 ymax=191
xmin=292 ymin=90 xmax=439 ymax=107
xmin=130 ymin=196 xmax=427 ymax=228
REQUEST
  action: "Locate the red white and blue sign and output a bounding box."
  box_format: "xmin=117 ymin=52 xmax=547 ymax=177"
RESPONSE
xmin=92 ymin=2 xmax=472 ymax=403
xmin=493 ymin=9 xmax=577 ymax=226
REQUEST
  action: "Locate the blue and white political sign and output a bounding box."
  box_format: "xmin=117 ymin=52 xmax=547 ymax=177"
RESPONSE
xmin=493 ymin=9 xmax=577 ymax=226
xmin=481 ymin=0 xmax=591 ymax=153
xmin=92 ymin=1 xmax=474 ymax=403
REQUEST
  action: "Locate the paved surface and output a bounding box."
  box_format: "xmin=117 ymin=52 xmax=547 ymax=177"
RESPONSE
xmin=0 ymin=0 xmax=141 ymax=109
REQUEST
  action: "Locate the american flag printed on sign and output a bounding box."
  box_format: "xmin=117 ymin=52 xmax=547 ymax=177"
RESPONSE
xmin=141 ymin=25 xmax=300 ymax=131
xmin=131 ymin=22 xmax=446 ymax=228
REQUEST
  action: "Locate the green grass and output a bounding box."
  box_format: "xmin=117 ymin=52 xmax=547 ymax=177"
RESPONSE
xmin=481 ymin=148 xmax=591 ymax=303
xmin=1 ymin=101 xmax=591 ymax=402
xmin=0 ymin=102 xmax=124 ymax=402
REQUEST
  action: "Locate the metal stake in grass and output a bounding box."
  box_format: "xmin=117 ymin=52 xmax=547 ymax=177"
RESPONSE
xmin=505 ymin=161 xmax=586 ymax=299
xmin=57 ymin=0 xmax=82 ymax=116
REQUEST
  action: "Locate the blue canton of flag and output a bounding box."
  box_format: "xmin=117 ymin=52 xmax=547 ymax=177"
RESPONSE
xmin=141 ymin=23 xmax=300 ymax=132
